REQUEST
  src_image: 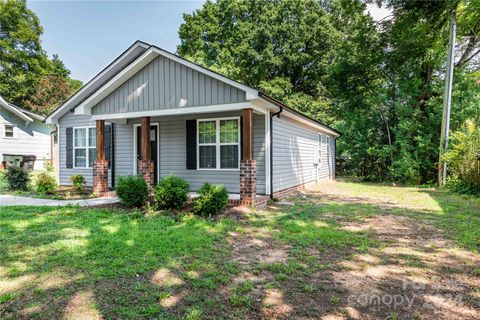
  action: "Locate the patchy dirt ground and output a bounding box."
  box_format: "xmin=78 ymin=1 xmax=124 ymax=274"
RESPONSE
xmin=212 ymin=182 xmax=480 ymax=319
xmin=1 ymin=181 xmax=479 ymax=319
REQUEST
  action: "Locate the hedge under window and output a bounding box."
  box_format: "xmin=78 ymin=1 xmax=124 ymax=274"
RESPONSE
xmin=74 ymin=127 xmax=96 ymax=168
xmin=198 ymin=118 xmax=239 ymax=169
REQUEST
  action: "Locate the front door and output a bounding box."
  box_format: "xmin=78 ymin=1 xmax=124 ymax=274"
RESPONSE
xmin=136 ymin=125 xmax=158 ymax=185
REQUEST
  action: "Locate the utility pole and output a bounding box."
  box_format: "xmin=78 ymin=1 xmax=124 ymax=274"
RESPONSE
xmin=438 ymin=14 xmax=456 ymax=186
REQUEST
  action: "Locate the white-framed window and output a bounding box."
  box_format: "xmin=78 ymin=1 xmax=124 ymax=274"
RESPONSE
xmin=325 ymin=136 xmax=331 ymax=157
xmin=318 ymin=133 xmax=322 ymax=163
xmin=74 ymin=127 xmax=96 ymax=168
xmin=3 ymin=124 xmax=15 ymax=138
xmin=197 ymin=117 xmax=240 ymax=170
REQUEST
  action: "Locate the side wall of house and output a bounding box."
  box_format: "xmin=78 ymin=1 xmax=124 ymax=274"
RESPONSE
xmin=272 ymin=115 xmax=335 ymax=192
xmin=0 ymin=108 xmax=52 ymax=170
xmin=58 ymin=112 xmax=112 ymax=187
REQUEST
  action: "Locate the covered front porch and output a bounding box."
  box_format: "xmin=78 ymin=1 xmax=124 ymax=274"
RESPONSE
xmin=92 ymin=107 xmax=270 ymax=206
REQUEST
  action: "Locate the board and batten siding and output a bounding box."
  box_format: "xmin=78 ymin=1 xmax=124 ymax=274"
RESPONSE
xmin=272 ymin=115 xmax=335 ymax=192
xmin=58 ymin=112 xmax=112 ymax=187
xmin=0 ymin=107 xmax=52 ymax=170
xmin=92 ymin=55 xmax=247 ymax=115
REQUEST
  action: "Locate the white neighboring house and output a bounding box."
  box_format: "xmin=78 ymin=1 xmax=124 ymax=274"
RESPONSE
xmin=0 ymin=95 xmax=54 ymax=171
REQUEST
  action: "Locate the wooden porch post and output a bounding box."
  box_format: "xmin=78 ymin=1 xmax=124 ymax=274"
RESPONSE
xmin=93 ymin=119 xmax=108 ymax=193
xmin=240 ymin=108 xmax=256 ymax=206
xmin=242 ymin=108 xmax=253 ymax=160
xmin=138 ymin=116 xmax=154 ymax=187
xmin=96 ymin=120 xmax=105 ymax=160
xmin=140 ymin=116 xmax=151 ymax=160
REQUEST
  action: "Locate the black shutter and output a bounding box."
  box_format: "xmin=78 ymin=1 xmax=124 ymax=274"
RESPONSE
xmin=240 ymin=116 xmax=243 ymax=160
xmin=104 ymin=124 xmax=112 ymax=169
xmin=186 ymin=120 xmax=197 ymax=169
xmin=66 ymin=127 xmax=73 ymax=168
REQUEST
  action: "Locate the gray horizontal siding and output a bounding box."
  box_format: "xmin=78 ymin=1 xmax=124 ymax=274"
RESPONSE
xmin=253 ymin=113 xmax=266 ymax=194
xmin=58 ymin=112 xmax=111 ymax=187
xmin=272 ymin=116 xmax=335 ymax=192
xmin=92 ymin=55 xmax=247 ymax=115
xmin=112 ymin=111 xmax=267 ymax=194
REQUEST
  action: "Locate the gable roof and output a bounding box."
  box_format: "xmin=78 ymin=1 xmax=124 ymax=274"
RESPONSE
xmin=0 ymin=95 xmax=45 ymax=125
xmin=45 ymin=40 xmax=150 ymax=124
xmin=45 ymin=40 xmax=339 ymax=136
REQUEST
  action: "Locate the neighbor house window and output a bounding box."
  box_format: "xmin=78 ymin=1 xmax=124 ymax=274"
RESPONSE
xmin=198 ymin=118 xmax=240 ymax=169
xmin=4 ymin=125 xmax=14 ymax=138
xmin=318 ymin=133 xmax=322 ymax=163
xmin=74 ymin=127 xmax=96 ymax=168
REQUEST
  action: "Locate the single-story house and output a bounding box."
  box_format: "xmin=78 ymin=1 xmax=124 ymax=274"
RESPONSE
xmin=45 ymin=41 xmax=339 ymax=205
xmin=0 ymin=95 xmax=54 ymax=171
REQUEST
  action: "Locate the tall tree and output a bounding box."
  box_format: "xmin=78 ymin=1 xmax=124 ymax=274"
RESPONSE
xmin=0 ymin=0 xmax=82 ymax=114
xmin=0 ymin=0 xmax=48 ymax=105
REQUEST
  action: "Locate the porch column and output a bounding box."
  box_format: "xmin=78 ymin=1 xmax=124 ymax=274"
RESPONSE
xmin=137 ymin=116 xmax=154 ymax=187
xmin=240 ymin=108 xmax=256 ymax=205
xmin=93 ymin=120 xmax=108 ymax=193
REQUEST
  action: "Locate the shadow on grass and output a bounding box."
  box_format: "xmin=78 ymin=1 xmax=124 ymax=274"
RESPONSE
xmin=1 ymin=186 xmax=479 ymax=319
xmin=0 ymin=206 xmax=235 ymax=319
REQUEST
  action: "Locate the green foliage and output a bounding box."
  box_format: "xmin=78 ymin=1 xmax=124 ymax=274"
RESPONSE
xmin=70 ymin=174 xmax=86 ymax=194
xmin=116 ymin=175 xmax=149 ymax=207
xmin=35 ymin=172 xmax=57 ymax=195
xmin=154 ymin=175 xmax=190 ymax=210
xmin=0 ymin=0 xmax=82 ymax=115
xmin=0 ymin=172 xmax=7 ymax=193
xmin=5 ymin=166 xmax=30 ymax=191
xmin=192 ymin=182 xmax=228 ymax=216
xmin=178 ymin=0 xmax=480 ymax=184
xmin=443 ymin=120 xmax=480 ymax=194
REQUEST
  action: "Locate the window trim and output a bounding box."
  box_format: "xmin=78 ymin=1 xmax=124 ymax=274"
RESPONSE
xmin=317 ymin=133 xmax=323 ymax=163
xmin=197 ymin=117 xmax=241 ymax=170
xmin=73 ymin=126 xmax=96 ymax=169
xmin=3 ymin=124 xmax=16 ymax=139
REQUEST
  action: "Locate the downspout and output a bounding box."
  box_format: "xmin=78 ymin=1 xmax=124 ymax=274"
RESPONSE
xmin=270 ymin=105 xmax=283 ymax=199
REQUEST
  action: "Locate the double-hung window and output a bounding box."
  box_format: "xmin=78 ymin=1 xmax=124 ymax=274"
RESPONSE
xmin=74 ymin=127 xmax=96 ymax=168
xmin=318 ymin=133 xmax=322 ymax=163
xmin=4 ymin=125 xmax=14 ymax=138
xmin=198 ymin=118 xmax=240 ymax=170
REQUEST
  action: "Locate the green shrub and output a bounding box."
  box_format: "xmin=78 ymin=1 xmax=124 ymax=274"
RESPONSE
xmin=5 ymin=166 xmax=30 ymax=191
xmin=443 ymin=120 xmax=480 ymax=194
xmin=70 ymin=174 xmax=86 ymax=194
xmin=192 ymin=182 xmax=228 ymax=216
xmin=154 ymin=175 xmax=190 ymax=209
xmin=116 ymin=175 xmax=149 ymax=207
xmin=36 ymin=172 xmax=57 ymax=195
xmin=0 ymin=172 xmax=7 ymax=193
xmin=43 ymin=159 xmax=54 ymax=172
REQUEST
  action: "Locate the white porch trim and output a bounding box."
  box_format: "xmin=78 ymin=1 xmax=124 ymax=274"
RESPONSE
xmin=90 ymin=102 xmax=265 ymax=120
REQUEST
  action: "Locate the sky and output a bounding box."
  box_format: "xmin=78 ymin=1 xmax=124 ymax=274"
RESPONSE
xmin=28 ymin=0 xmax=204 ymax=83
xmin=28 ymin=0 xmax=391 ymax=84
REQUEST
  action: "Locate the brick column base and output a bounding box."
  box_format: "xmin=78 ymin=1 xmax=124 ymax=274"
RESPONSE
xmin=137 ymin=160 xmax=155 ymax=188
xmin=93 ymin=160 xmax=109 ymax=193
xmin=240 ymin=160 xmax=256 ymax=206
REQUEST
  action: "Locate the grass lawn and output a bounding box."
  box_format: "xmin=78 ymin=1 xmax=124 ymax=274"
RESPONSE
xmin=1 ymin=181 xmax=479 ymax=319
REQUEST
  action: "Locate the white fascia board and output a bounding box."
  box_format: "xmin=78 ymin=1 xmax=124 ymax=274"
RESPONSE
xmin=282 ymin=110 xmax=340 ymax=137
xmin=45 ymin=42 xmax=150 ymax=124
xmin=255 ymin=97 xmax=340 ymax=137
xmin=149 ymin=47 xmax=259 ymax=100
xmin=0 ymin=96 xmax=33 ymax=124
xmin=75 ymin=48 xmax=158 ymax=116
xmin=91 ymin=102 xmax=253 ymax=120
